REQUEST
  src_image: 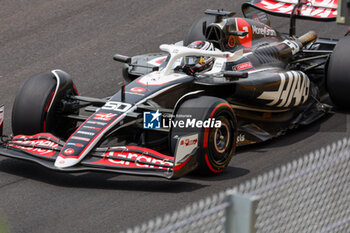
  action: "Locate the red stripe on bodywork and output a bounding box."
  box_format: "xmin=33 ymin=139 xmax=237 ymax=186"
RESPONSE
xmin=174 ymin=155 xmax=192 ymax=171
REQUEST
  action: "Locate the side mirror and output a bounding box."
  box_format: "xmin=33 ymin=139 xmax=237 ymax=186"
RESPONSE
xmin=113 ymin=54 xmax=131 ymax=64
xmin=223 ymin=71 xmax=248 ymax=80
xmin=228 ymin=30 xmax=249 ymax=37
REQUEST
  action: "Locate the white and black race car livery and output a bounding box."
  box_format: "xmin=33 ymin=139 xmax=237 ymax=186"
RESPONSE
xmin=0 ymin=0 xmax=349 ymax=179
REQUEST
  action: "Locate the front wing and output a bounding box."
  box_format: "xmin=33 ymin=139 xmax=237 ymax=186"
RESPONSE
xmin=0 ymin=133 xmax=199 ymax=179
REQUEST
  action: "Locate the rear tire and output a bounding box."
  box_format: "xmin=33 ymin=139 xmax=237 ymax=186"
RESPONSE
xmin=12 ymin=72 xmax=78 ymax=138
xmin=170 ymin=96 xmax=237 ymax=175
xmin=326 ymin=36 xmax=350 ymax=108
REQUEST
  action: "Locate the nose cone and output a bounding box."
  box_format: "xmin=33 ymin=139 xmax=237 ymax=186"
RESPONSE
xmin=54 ymin=156 xmax=80 ymax=168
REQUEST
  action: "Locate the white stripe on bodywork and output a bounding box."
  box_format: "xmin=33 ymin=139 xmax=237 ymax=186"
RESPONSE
xmin=285 ymin=71 xmax=299 ymax=107
xmin=258 ymin=71 xmax=310 ymax=108
xmin=277 ymin=71 xmax=293 ymax=107
xmin=258 ymin=72 xmax=286 ymax=106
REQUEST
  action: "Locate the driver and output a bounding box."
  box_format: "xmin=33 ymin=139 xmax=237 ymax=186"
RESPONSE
xmin=182 ymin=41 xmax=216 ymax=76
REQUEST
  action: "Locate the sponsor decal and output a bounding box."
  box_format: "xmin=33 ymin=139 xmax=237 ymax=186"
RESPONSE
xmin=143 ymin=110 xmax=161 ymax=129
xmin=71 ymin=136 xmax=90 ymax=142
xmin=10 ymin=136 xmax=58 ymax=157
xmin=77 ymin=131 xmax=95 ymax=136
xmin=235 ymin=18 xmax=252 ymax=47
xmin=283 ymin=40 xmax=300 ymax=55
xmin=93 ymin=112 xmax=117 ymax=121
xmin=130 ymin=87 xmax=146 ymax=93
xmin=101 ymin=102 xmax=132 ymax=112
xmin=64 ymin=148 xmax=75 ymax=155
xmin=180 ymin=138 xmax=198 ymax=146
xmin=175 ymin=134 xmax=198 ymax=164
xmin=228 ymin=35 xmax=236 ymax=48
xmin=66 ymin=142 xmax=84 ymax=147
xmin=237 ymin=134 xmax=245 ymax=143
xmin=206 ymin=58 xmax=226 ymax=74
xmin=108 ymin=152 xmax=173 ymax=168
xmin=82 ymin=125 xmax=101 ymax=130
xmin=94 ymin=151 xmax=173 ymax=170
xmin=251 ymin=25 xmax=276 ymax=37
xmin=213 ymin=61 xmax=224 ymax=70
xmin=87 ymin=121 xmax=107 ymax=126
xmin=172 ymin=49 xmax=179 ymax=54
xmin=257 ymin=71 xmax=310 ymax=107
xmin=236 ymin=61 xmax=253 ymax=71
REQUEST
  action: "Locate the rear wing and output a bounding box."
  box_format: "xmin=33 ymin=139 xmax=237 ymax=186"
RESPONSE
xmin=242 ymin=0 xmax=338 ymax=21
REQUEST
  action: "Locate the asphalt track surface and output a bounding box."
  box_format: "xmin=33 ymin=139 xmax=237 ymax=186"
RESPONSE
xmin=0 ymin=1 xmax=349 ymax=232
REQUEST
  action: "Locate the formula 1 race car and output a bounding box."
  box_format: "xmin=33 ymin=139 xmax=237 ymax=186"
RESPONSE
xmin=0 ymin=0 xmax=349 ymax=179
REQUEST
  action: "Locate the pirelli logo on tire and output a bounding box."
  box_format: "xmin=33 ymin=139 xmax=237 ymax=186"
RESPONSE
xmin=257 ymin=71 xmax=310 ymax=108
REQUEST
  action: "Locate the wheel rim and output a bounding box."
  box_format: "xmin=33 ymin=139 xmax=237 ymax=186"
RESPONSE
xmin=214 ymin=121 xmax=230 ymax=153
xmin=208 ymin=115 xmax=233 ymax=164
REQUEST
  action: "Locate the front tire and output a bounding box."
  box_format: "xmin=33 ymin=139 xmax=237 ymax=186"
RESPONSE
xmin=170 ymin=96 xmax=237 ymax=175
xmin=12 ymin=72 xmax=78 ymax=138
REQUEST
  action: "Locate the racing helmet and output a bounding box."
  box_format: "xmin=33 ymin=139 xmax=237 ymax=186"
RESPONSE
xmin=183 ymin=41 xmax=215 ymax=74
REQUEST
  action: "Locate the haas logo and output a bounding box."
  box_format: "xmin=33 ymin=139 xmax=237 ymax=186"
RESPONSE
xmin=236 ymin=134 xmax=245 ymax=143
xmin=258 ymin=71 xmax=310 ymax=108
